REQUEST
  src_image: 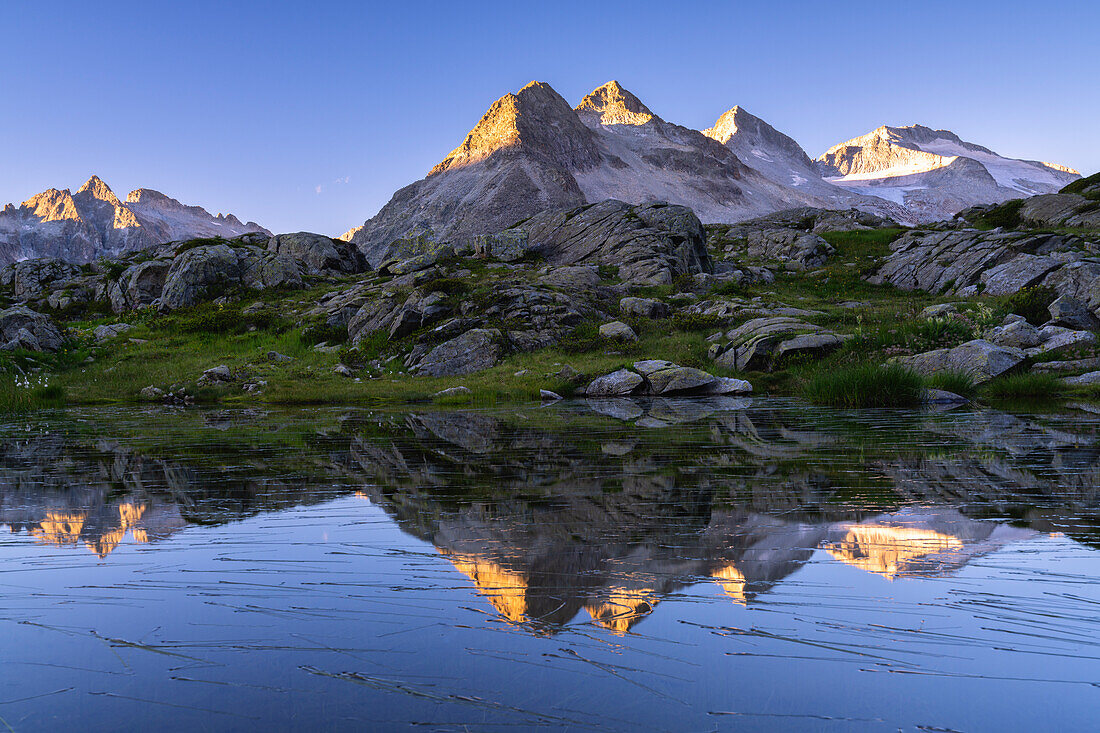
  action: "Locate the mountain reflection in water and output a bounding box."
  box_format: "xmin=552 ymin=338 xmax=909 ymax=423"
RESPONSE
xmin=1 ymin=400 xmax=1095 ymax=636
xmin=2 ymin=399 xmax=1099 ymax=732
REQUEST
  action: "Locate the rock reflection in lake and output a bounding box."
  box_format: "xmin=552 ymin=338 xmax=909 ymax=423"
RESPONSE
xmin=1 ymin=401 xmax=1098 ymax=731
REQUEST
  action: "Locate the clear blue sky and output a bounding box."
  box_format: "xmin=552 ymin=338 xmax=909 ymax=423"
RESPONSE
xmin=4 ymin=0 xmax=1097 ymax=235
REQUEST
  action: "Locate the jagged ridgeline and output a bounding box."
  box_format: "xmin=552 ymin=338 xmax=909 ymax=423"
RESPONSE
xmin=342 ymin=80 xmax=1079 ymax=265
xmin=0 ymin=176 xmax=267 ymax=265
xmin=0 ymin=81 xmax=1081 ymax=272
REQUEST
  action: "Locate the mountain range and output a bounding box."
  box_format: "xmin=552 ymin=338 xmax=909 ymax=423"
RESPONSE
xmin=344 ymin=80 xmax=1080 ymax=263
xmin=1 ymin=81 xmax=1082 ymax=266
xmin=0 ymin=176 xmax=267 ymax=265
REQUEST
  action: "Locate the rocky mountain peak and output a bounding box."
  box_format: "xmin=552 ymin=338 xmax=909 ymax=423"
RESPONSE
xmin=125 ymin=188 xmax=174 ymax=206
xmin=703 ymin=105 xmax=753 ymax=141
xmin=702 ymin=106 xmax=816 ymax=176
xmin=429 ymin=80 xmax=600 ymax=177
xmin=575 ymin=80 xmax=655 ymax=126
xmin=75 ymin=175 xmax=121 ymax=204
xmin=72 ymin=175 xmax=139 ymax=229
xmin=21 ymin=188 xmax=82 ymax=223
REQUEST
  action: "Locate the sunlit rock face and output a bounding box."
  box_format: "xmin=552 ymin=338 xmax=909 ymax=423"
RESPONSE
xmin=442 ymin=551 xmax=534 ymax=625
xmin=0 ymin=176 xmax=269 ymax=265
xmin=424 ymin=505 xmax=1041 ymax=632
xmin=25 ymin=501 xmax=185 ymax=557
xmin=816 ymin=125 xmax=1080 ymax=221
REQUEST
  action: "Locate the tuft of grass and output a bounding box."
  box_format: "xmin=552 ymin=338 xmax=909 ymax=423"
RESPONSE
xmin=708 ymin=281 xmax=745 ymax=298
xmin=844 ymin=315 xmax=975 ymax=356
xmin=300 ymin=321 xmax=348 ymax=346
xmin=925 ymin=371 xmax=976 ymax=398
xmin=558 ymin=321 xmax=604 ymax=354
xmin=802 ymin=363 xmax=923 ymax=408
xmin=419 ymin=276 xmax=471 ymax=296
xmin=151 ymin=301 xmax=293 ymax=336
xmin=981 ymin=373 xmax=1067 ymax=401
xmin=0 ymin=380 xmax=66 ymax=413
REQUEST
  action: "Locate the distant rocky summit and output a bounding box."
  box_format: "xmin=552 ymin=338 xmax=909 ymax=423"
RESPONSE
xmin=0 ymin=176 xmax=268 ymax=265
xmin=817 ymin=125 xmax=1079 ymax=221
xmin=344 ymin=81 xmax=911 ymax=265
xmin=342 ymin=80 xmax=1080 ymax=264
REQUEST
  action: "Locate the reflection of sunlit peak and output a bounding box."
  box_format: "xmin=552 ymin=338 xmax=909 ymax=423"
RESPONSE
xmin=440 ymin=550 xmax=530 ymax=624
xmin=824 ymin=525 xmax=965 ymax=579
xmin=28 ymin=502 xmax=152 ymax=558
xmin=118 ymin=501 xmax=146 ymax=527
xmin=84 ymin=502 xmax=151 ymax=557
xmin=30 ymin=511 xmax=86 ymax=548
xmin=354 ymin=491 xmax=372 ymax=504
xmin=585 ymin=588 xmax=660 ymax=634
xmin=87 ymin=528 xmax=126 ymax=558
xmin=711 ymin=564 xmax=750 ymax=605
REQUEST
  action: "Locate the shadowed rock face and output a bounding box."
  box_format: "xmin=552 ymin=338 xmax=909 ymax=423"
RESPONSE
xmin=1 ymin=230 xmax=369 ymax=314
xmin=517 ymin=199 xmax=711 ymax=285
xmin=869 ymin=228 xmax=1100 ymax=320
xmin=2 ymin=403 xmax=1098 ymax=633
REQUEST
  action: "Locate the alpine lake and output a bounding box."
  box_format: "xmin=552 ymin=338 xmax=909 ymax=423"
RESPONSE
xmin=1 ymin=397 xmax=1098 ymax=731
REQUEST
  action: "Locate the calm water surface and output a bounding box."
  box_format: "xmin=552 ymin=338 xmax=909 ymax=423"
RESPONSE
xmin=1 ymin=399 xmax=1098 ymax=731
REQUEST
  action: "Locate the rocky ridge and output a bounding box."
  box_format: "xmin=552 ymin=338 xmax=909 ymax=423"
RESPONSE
xmin=0 ymin=176 xmax=268 ymax=266
xmin=343 ymin=81 xmax=1081 ymax=265
xmin=344 ymin=81 xmax=934 ymax=265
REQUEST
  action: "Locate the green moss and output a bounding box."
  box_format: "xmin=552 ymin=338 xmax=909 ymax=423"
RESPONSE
xmin=671 ymin=312 xmax=725 ymax=332
xmin=1002 ymin=286 xmax=1056 ymax=325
